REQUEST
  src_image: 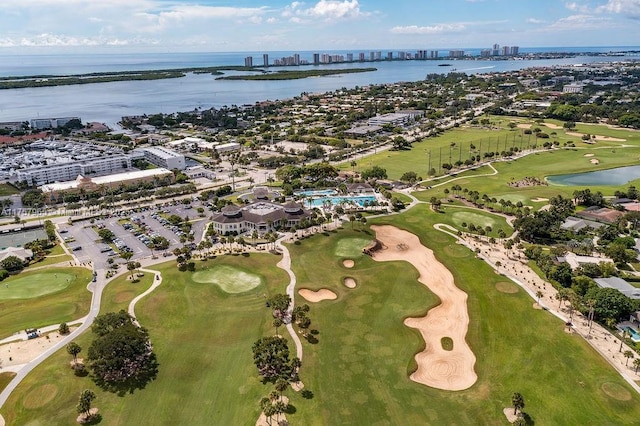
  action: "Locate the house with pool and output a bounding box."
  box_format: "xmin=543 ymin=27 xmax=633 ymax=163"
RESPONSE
xmin=210 ymin=201 xmax=310 ymax=235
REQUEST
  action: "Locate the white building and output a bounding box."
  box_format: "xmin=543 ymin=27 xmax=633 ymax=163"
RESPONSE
xmin=13 ymin=154 xmax=132 ymax=186
xmin=367 ymin=110 xmax=424 ymax=127
xmin=30 ymin=117 xmax=80 ymax=130
xmin=211 ymin=201 xmax=310 ymax=235
xmin=215 ymin=142 xmax=241 ymax=153
xmin=137 ymin=147 xmax=186 ymax=170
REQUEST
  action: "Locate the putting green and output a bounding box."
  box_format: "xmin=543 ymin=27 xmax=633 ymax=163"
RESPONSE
xmin=192 ymin=266 xmax=262 ymax=294
xmin=451 ymin=211 xmax=501 ymax=229
xmin=0 ymin=273 xmax=73 ymax=300
xmin=335 ymin=237 xmax=373 ymax=258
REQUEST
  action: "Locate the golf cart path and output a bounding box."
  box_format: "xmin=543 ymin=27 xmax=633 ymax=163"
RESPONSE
xmin=128 ymin=268 xmax=163 ymax=327
xmin=275 ymin=235 xmax=304 ymax=361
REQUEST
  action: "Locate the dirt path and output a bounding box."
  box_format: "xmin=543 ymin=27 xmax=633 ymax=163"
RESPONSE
xmin=370 ymin=225 xmax=477 ymax=391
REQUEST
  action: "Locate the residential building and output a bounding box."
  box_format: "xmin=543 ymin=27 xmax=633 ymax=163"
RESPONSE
xmin=244 ymin=56 xmax=253 ymax=67
xmin=13 ymin=154 xmax=132 ymax=186
xmin=313 ymin=53 xmax=320 ymax=65
xmin=0 ymin=247 xmax=33 ymax=262
xmin=594 ymin=277 xmax=640 ymax=299
xmin=263 ymin=54 xmax=269 ymax=67
xmin=137 ymin=146 xmax=186 ymax=170
xmin=30 ymin=117 xmax=80 ymax=130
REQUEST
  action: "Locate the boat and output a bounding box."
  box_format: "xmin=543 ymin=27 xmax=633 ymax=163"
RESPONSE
xmin=438 ymin=63 xmax=452 ymax=67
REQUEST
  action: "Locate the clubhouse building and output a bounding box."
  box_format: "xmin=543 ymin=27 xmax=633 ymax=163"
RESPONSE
xmin=210 ymin=201 xmax=310 ymax=235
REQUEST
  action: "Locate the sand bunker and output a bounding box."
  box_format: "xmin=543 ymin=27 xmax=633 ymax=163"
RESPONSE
xmin=0 ymin=329 xmax=74 ymax=370
xmin=370 ymin=225 xmax=477 ymax=391
xmin=517 ymin=123 xmax=531 ymax=129
xmin=344 ymin=277 xmax=357 ymax=288
xmin=543 ymin=122 xmax=563 ymax=129
xmin=531 ymin=197 xmax=549 ymax=202
xmin=584 ymin=153 xmax=595 ymax=157
xmin=343 ymin=259 xmax=355 ymax=268
xmin=567 ymin=132 xmax=626 ymax=142
xmin=298 ymin=288 xmax=337 ymax=302
xmin=590 ymin=158 xmax=600 ymax=164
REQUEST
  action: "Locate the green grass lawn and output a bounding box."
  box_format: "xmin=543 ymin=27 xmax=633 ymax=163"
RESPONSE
xmin=191 ymin=264 xmax=263 ymax=293
xmin=0 ymin=372 xmax=16 ymax=393
xmin=285 ymin=208 xmax=640 ymax=425
xmin=0 ymin=272 xmax=73 ymax=300
xmin=0 ymin=183 xmax=19 ymax=196
xmin=0 ymin=268 xmax=92 ymax=338
xmin=1 ymin=254 xmax=291 ymax=425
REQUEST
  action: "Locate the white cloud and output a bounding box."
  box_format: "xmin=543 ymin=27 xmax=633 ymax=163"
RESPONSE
xmin=526 ymin=18 xmax=545 ymax=24
xmin=547 ymin=14 xmax=611 ymax=30
xmin=390 ymin=23 xmax=466 ymax=35
xmin=596 ymin=0 xmax=640 ymax=19
xmin=283 ymin=0 xmax=370 ymax=22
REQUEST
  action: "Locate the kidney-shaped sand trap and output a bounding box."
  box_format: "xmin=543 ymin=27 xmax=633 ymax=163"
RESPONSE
xmin=343 ymin=277 xmax=357 ymax=288
xmin=343 ymin=259 xmax=355 ymax=268
xmin=298 ymin=288 xmax=337 ymax=302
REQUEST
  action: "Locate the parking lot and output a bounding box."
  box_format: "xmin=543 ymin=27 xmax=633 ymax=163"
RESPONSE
xmin=59 ymin=199 xmax=210 ymax=269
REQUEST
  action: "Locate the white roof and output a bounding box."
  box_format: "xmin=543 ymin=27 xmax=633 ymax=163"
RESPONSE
xmin=40 ymin=168 xmax=172 ymax=192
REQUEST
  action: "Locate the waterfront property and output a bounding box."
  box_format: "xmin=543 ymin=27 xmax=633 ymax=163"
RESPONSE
xmin=210 ymin=201 xmax=310 ymax=235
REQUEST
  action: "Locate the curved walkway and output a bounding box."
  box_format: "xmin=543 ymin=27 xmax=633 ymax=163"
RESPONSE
xmin=433 ymin=223 xmax=640 ymax=394
xmin=128 ymin=268 xmax=163 ymax=327
xmin=275 ymin=235 xmax=303 ymax=360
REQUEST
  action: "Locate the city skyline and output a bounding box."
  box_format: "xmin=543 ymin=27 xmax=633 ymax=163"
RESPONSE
xmin=0 ymin=0 xmax=638 ymax=54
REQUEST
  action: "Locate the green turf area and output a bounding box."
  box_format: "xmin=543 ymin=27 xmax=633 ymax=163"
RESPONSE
xmin=192 ymin=265 xmax=263 ymax=293
xmin=284 ymin=208 xmax=640 ymax=424
xmin=0 ymin=372 xmax=16 ymax=393
xmin=1 ymin=254 xmax=290 ymax=425
xmin=0 ymin=268 xmax=92 ymax=338
xmin=334 ymin=237 xmax=373 ymax=258
xmin=0 ymin=272 xmax=73 ymax=300
xmin=0 ymin=183 xmax=19 ymax=196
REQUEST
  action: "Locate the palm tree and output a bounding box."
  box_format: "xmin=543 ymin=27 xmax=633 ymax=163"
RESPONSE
xmin=349 ymin=215 xmax=356 ymax=230
xmin=76 ymin=389 xmax=96 ymax=420
xmin=535 ymin=290 xmax=543 ymax=305
xmin=511 ymin=392 xmax=525 ymax=416
xmin=633 ymin=358 xmax=640 ymax=374
xmin=275 ymin=377 xmax=289 ymax=402
xmin=273 ymin=318 xmax=283 ymax=336
xmin=66 ymin=342 xmax=82 ymax=364
xmin=624 ymin=350 xmax=634 ymax=366
xmin=620 ymin=329 xmax=629 ymax=352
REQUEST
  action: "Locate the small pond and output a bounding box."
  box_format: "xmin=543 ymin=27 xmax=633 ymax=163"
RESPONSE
xmin=547 ymin=165 xmax=640 ymax=186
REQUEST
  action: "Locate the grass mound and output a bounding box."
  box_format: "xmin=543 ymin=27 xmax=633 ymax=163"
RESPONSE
xmin=0 ymin=273 xmax=73 ymax=300
xmin=22 ymin=384 xmax=59 ymax=409
xmin=441 ymin=337 xmax=454 ymax=351
xmin=335 ymin=237 xmax=373 ymax=258
xmin=451 ymin=211 xmax=502 ymax=230
xmin=495 ymin=282 xmax=519 ymax=294
xmin=601 ymin=382 xmax=632 ymax=401
xmin=192 ymin=265 xmax=262 ymax=294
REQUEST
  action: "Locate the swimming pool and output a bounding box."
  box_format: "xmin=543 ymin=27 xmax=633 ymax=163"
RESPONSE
xmin=305 ymin=195 xmax=377 ymax=208
xmin=295 ymin=189 xmax=337 ymax=197
xmin=624 ymin=326 xmax=640 ymax=343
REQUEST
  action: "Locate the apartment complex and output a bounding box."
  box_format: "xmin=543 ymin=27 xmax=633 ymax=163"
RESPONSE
xmin=14 ymin=154 xmax=132 ymax=186
xmin=136 ymin=146 xmax=186 ymax=170
xmin=30 ymin=117 xmax=80 ymax=130
xmin=367 ymin=110 xmax=424 ymax=127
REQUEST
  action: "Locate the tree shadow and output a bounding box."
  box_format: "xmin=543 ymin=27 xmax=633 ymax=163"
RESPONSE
xmin=92 ymin=357 xmax=159 ymax=396
xmin=301 ymin=389 xmax=314 ymax=399
xmin=83 ymin=414 xmax=103 ymax=425
xmin=522 ymin=412 xmax=535 ymax=425
xmin=306 ymin=334 xmax=319 ymax=344
xmin=284 ymin=403 xmax=296 ymax=414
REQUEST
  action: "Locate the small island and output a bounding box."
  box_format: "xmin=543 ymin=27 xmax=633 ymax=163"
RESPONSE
xmin=215 ymin=67 xmax=377 ymax=81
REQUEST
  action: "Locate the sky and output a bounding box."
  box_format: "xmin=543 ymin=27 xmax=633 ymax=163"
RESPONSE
xmin=0 ymin=0 xmax=638 ymax=53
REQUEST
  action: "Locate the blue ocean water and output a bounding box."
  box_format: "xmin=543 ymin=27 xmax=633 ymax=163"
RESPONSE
xmin=0 ymin=47 xmax=637 ymax=127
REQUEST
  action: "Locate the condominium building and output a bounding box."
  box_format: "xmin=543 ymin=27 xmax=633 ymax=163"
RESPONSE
xmin=367 ymin=110 xmax=424 ymax=127
xmin=263 ymin=54 xmax=269 ymax=67
xmin=137 ymin=147 xmax=186 ymax=170
xmin=244 ymin=56 xmax=253 ymax=67
xmin=13 ymin=154 xmax=132 ymax=186
xmin=449 ymin=50 xmax=465 ymax=58
xmin=30 ymin=117 xmax=80 ymax=130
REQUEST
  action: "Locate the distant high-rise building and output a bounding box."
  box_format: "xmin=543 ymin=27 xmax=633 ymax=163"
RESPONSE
xmin=369 ymin=51 xmax=375 ymax=61
xmin=359 ymin=52 xmax=365 ymax=61
xmin=510 ymin=46 xmax=519 ymax=56
xmin=347 ymin=53 xmax=353 ymax=62
xmin=416 ymin=50 xmax=428 ymax=60
xmin=313 ymin=53 xmax=320 ymax=65
xmin=480 ymin=49 xmax=491 ymax=58
xmin=501 ymin=46 xmax=510 ymax=56
xmin=398 ymin=51 xmax=406 ymax=60
xmin=387 ymin=51 xmax=393 ymax=60
xmin=293 ymin=54 xmax=300 ymax=65
xmin=244 ymin=56 xmax=253 ymax=67
xmin=375 ymin=51 xmax=382 ymax=60
xmin=430 ymin=50 xmax=438 ymax=59
xmin=263 ymin=54 xmax=269 ymax=67
xmin=449 ymin=50 xmax=465 ymax=58
xmin=492 ymin=43 xmax=500 ymax=56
